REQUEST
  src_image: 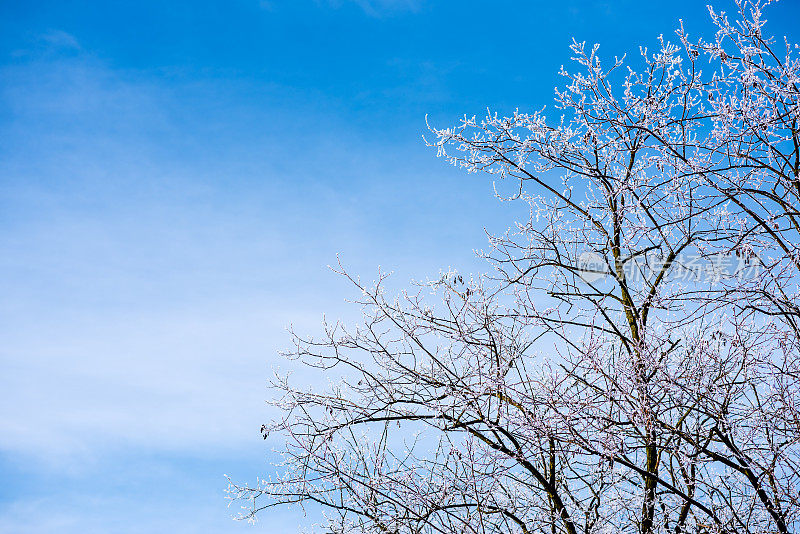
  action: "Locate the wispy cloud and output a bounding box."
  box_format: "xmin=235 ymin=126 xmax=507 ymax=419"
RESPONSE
xmin=325 ymin=0 xmax=421 ymax=17
xmin=0 ymin=56 xmax=351 ymax=463
xmin=0 ymin=50 xmax=485 ymax=466
xmin=39 ymin=30 xmax=81 ymax=50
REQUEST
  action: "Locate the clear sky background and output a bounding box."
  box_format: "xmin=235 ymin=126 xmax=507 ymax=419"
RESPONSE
xmin=1 ymin=1 xmax=798 ymax=532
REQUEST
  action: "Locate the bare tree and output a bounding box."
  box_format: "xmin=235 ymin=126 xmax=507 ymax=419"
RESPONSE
xmin=228 ymin=2 xmax=800 ymax=533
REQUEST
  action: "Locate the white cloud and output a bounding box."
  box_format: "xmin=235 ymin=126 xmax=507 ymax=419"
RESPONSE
xmin=40 ymin=30 xmax=81 ymax=50
xmin=325 ymin=0 xmax=421 ymax=17
xmin=0 ymin=52 xmax=483 ymax=469
xmin=0 ymin=57 xmax=361 ymax=465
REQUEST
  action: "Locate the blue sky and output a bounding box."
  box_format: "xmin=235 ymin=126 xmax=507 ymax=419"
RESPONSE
xmin=2 ymin=1 xmax=799 ymax=532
